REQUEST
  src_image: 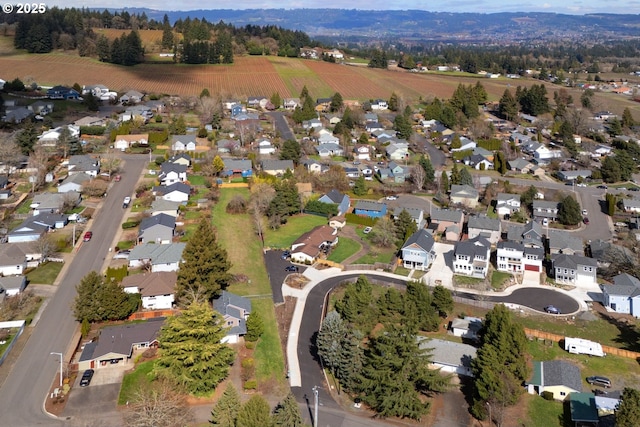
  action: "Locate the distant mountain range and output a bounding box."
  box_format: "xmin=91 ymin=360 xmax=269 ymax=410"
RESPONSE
xmin=119 ymin=8 xmax=640 ymax=42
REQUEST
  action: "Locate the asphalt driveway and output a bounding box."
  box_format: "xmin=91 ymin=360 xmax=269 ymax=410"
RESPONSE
xmin=264 ymin=249 xmax=306 ymax=304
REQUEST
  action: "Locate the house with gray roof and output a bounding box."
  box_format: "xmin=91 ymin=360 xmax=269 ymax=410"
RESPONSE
xmin=552 ymin=253 xmax=598 ymax=286
xmin=450 ymin=184 xmax=479 ymax=208
xmin=429 ymin=209 xmax=464 ymax=241
xmin=418 ymin=337 xmax=477 ymax=377
xmin=354 ymin=200 xmax=387 ymax=218
xmin=217 ymin=138 xmax=240 ymax=153
xmin=170 ymin=134 xmax=197 ymax=152
xmin=602 ymin=273 xmax=640 ymax=317
xmin=533 ymin=200 xmax=559 ymax=222
xmin=2 ymin=107 xmax=33 ymax=123
xmin=401 ymin=229 xmax=436 ymax=271
xmin=496 ymin=193 xmax=521 ymax=218
xmin=557 ymin=170 xmax=592 ymax=182
xmin=78 ymin=320 xmax=163 ymax=371
xmin=589 ymin=239 xmax=633 ymax=268
xmin=57 ymin=172 xmax=91 ymax=193
xmin=121 ymin=272 xmax=177 ymax=310
xmin=68 ymin=155 xmax=99 ymax=177
xmin=386 ymin=141 xmax=410 ymax=160
xmin=261 ymin=159 xmax=294 ymax=176
xmin=463 ymin=153 xmax=493 ymax=170
xmin=315 ymin=143 xmax=344 ymax=157
xmin=508 ymin=158 xmax=535 ymax=174
xmin=623 ymin=198 xmax=640 ymax=213
xmin=158 ymin=162 xmax=187 ymax=186
xmin=0 ymin=244 xmax=28 ymax=276
xmin=393 ymin=207 xmax=425 ymax=229
xmin=153 ymin=182 xmax=190 ymax=204
xmin=167 ymin=153 xmax=191 ymax=167
xmin=138 ymin=213 xmax=175 ymax=245
xmin=319 ymin=190 xmax=350 ymax=216
xmin=147 ymin=199 xmax=181 ymax=218
xmin=507 ymin=221 xmax=544 ymax=248
xmin=377 ymin=161 xmax=408 ymax=183
xmin=0 ymin=275 xmax=27 ymax=296
xmin=453 ymin=236 xmax=491 ymax=278
xmin=31 ymin=192 xmax=80 ymax=216
xmin=213 ymin=291 xmax=252 ymax=344
xmin=527 ymin=360 xmax=582 ymax=401
xmin=223 ymin=158 xmax=252 ymax=178
xmin=548 ymin=230 xmax=584 ymax=255
xmin=496 ymin=240 xmax=544 ymax=273
xmin=8 ymin=213 xmax=68 ymax=243
xmin=467 ymin=215 xmax=501 ymax=244
xmin=128 ymin=242 xmax=186 ymax=272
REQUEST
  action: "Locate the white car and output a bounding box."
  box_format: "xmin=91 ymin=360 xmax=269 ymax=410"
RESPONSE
xmin=582 ymin=209 xmax=588 ymax=215
xmin=363 ymin=226 xmax=373 ymax=234
xmin=385 ymin=195 xmax=398 ymax=201
xmin=123 ymin=196 xmax=131 ymax=208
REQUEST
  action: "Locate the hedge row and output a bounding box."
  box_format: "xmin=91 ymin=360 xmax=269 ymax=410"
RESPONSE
xmin=345 ymin=213 xmax=378 ymax=226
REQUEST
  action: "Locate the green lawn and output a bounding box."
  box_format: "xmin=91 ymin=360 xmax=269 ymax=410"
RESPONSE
xmin=491 ymin=271 xmax=512 ymax=289
xmin=327 ymin=237 xmax=361 ymax=263
xmin=394 ymin=267 xmax=412 ymax=277
xmin=522 ymin=394 xmax=565 ymax=427
xmin=16 ymin=199 xmax=32 ymax=214
xmin=187 ymin=175 xmax=206 ymax=186
xmin=354 ymin=246 xmax=396 ymax=264
xmin=212 ymin=188 xmax=286 ymax=384
xmin=26 ymin=262 xmax=64 ymax=284
xmin=118 ymin=360 xmax=155 ymax=405
xmin=453 ymin=275 xmax=484 ymax=286
xmin=264 ymin=214 xmax=327 ymax=249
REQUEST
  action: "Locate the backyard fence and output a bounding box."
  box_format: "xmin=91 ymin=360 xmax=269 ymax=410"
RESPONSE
xmin=128 ymin=309 xmax=177 ymax=320
xmin=523 ymin=328 xmax=640 ymax=360
xmin=0 ymin=320 xmax=26 ymax=367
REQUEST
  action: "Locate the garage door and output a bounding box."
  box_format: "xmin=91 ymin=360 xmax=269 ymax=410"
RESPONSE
xmin=524 ymin=264 xmax=540 ymax=272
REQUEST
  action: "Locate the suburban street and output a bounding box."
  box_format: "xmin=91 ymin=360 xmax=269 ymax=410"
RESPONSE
xmin=267 ymin=111 xmax=296 ymax=141
xmin=0 ymin=155 xmax=147 ymax=427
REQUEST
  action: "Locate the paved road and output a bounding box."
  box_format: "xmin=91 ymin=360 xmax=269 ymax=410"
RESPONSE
xmin=420 ymin=136 xmax=447 ymax=168
xmin=264 ymin=249 xmax=307 ymax=304
xmin=267 ymin=111 xmax=296 ymax=141
xmin=292 ymin=273 xmax=580 ymax=426
xmin=0 ymin=155 xmax=147 ymax=427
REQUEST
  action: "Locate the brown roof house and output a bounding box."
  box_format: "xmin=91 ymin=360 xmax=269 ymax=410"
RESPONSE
xmin=78 ymin=320 xmax=163 ymax=370
xmin=121 ymin=272 xmax=177 ymax=310
xmin=114 ymin=133 xmax=149 ymax=151
xmin=290 ymin=225 xmax=338 ymax=264
xmin=430 ymin=209 xmax=464 ymax=241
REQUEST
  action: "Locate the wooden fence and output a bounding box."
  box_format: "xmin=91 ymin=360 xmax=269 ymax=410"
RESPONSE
xmin=220 ymin=182 xmax=249 ymax=188
xmin=128 ymin=309 xmax=177 ymax=320
xmin=315 ymin=259 xmax=344 ymax=269
xmin=523 ymin=328 xmax=640 ymax=360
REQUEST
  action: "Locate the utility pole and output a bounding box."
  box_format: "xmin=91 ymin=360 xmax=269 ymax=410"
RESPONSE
xmin=50 ymin=352 xmax=63 ymax=388
xmin=312 ymin=386 xmax=319 ymax=427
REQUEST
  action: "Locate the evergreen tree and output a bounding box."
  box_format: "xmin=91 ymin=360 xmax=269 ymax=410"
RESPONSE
xmin=494 ymin=151 xmax=507 ymax=175
xmin=74 ymin=271 xmax=139 ymax=323
xmin=352 ymin=175 xmax=367 ymax=196
xmin=155 ymin=302 xmax=235 ymax=395
xmin=210 ymin=384 xmax=240 ymax=427
xmin=175 ymin=218 xmax=233 ymax=304
xmin=405 ymin=280 xmax=439 ymax=332
xmin=605 ymin=193 xmax=617 ymax=216
xmin=394 ymin=113 xmax=413 ymax=140
xmin=471 ymin=305 xmax=529 ymax=420
xmin=329 ymin=92 xmax=343 ymax=112
xmin=334 ymin=276 xmax=377 ymax=331
xmin=431 ymin=285 xmax=453 ymax=317
xmin=16 ymin=121 xmax=38 ymax=154
xmin=388 ymin=92 xmax=399 ymax=111
xmin=459 ymin=167 xmax=473 ymax=186
xmin=272 ymin=393 xmax=304 ymax=427
xmin=280 ymin=139 xmax=301 ymax=162
xmin=498 ymin=89 xmax=518 ymax=121
xmin=395 ymin=209 xmax=417 ymax=241
xmin=162 ymin=18 xmax=174 ymax=49
xmin=300 ymin=85 xmax=309 ymax=101
xmin=616 ymin=387 xmax=640 ymax=427
xmin=267 ymin=179 xmax=301 ymax=219
xmin=270 ymin=92 xmax=282 ymax=109
xmin=169 ymin=115 xmax=187 ymax=135
xmin=418 ymin=155 xmax=435 ymax=187
xmin=236 ymin=395 xmax=272 ymax=427
xmin=622 ymin=107 xmax=635 ymax=128
xmin=96 ymin=35 xmax=111 ymax=62
xmin=450 ymin=163 xmax=461 ymax=186
xmin=557 ymin=195 xmax=582 ymax=226
xmin=245 ymin=311 xmax=264 ymax=342
xmin=83 ymin=92 xmax=100 ymax=112
xmin=440 ymin=171 xmax=450 ymax=193
xmin=608 ymin=117 xmax=623 ymax=136
xmin=520 ymin=185 xmax=538 ymax=213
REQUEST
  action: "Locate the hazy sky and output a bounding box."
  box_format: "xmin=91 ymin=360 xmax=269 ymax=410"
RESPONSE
xmin=48 ymin=0 xmax=640 ymax=15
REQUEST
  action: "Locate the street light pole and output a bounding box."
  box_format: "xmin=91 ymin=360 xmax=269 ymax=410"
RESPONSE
xmin=312 ymin=386 xmax=319 ymax=427
xmin=50 ymin=352 xmax=63 ymax=388
xmin=486 ymin=401 xmax=492 ymax=426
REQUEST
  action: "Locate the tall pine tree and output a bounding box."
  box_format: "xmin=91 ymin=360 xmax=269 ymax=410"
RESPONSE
xmin=210 ymin=384 xmax=240 ymax=427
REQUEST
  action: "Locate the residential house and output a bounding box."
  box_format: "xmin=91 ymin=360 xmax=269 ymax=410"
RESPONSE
xmin=290 ymin=225 xmax=339 ymax=264
xmin=557 ymin=170 xmax=592 ymax=182
xmin=527 ymin=360 xmax=582 ymax=401
xmin=377 ymin=162 xmax=408 ymax=183
xmin=28 ymin=100 xmax=54 ymax=115
xmin=533 ymin=200 xmax=559 ymax=222
xmin=353 ymin=200 xmax=387 ymax=218
xmin=303 ymin=159 xmax=325 ymax=174
xmin=315 ymin=98 xmax=331 ymax=112
xmin=343 ymin=167 xmax=360 ymax=179
xmin=261 ymin=160 xmax=294 ymax=176
xmin=386 ymin=141 xmax=409 ymax=160
xmin=371 ymin=99 xmax=388 ymax=110
xmin=138 ymin=213 xmax=175 ymax=245
xmin=449 ymin=316 xmax=483 ymax=341
xmin=507 ymin=220 xmax=545 ymax=248
xmin=464 ymin=154 xmax=494 ymax=170
xmin=283 ymin=98 xmax=300 ymax=110
xmin=496 ymin=241 xmax=544 ymax=273
xmin=247 ymin=96 xmax=268 ymax=109
xmin=467 ymin=215 xmax=501 ymax=244
xmin=68 ymin=155 xmax=99 ymax=177
xmin=548 ymin=230 xmax=584 ymax=255
xmin=0 ymin=276 xmax=27 ymax=296
xmin=147 ymin=199 xmax=181 ymax=218
xmin=0 ymin=244 xmax=28 ymax=276
xmin=533 ymin=145 xmax=563 ymax=163
xmin=401 ymin=229 xmax=436 ymax=271
xmin=419 ymin=338 xmax=477 ymax=377
xmin=364 ymin=113 xmax=378 ymax=122
xmin=121 ymin=105 xmax=153 ymax=122
xmin=170 ymin=135 xmax=197 ymax=152
xmin=223 ymin=159 xmax=253 ymax=178
xmin=121 ymin=272 xmax=177 ymax=310
xmin=38 ymin=125 xmax=80 ymax=148
xmin=317 ymin=129 xmax=340 ymax=145
xmin=430 ymin=209 xmax=464 ymax=241
xmin=393 ymin=207 xmax=426 ymax=229
xmin=365 ymin=121 xmax=385 ymax=133
xmin=353 ymin=144 xmax=373 ymax=161
xmin=552 ymin=254 xmax=598 ymax=286
xmin=119 ymin=90 xmax=144 ymax=104
xmin=223 ymin=99 xmax=241 ymax=110
xmin=82 ymin=84 xmax=114 ymax=100
xmin=589 ymin=239 xmax=633 ymax=268
xmin=47 ymin=86 xmax=80 ymax=100
xmin=78 ymin=321 xmax=163 ymax=370
xmin=128 ymin=242 xmax=186 ymax=272
xmin=453 ymin=236 xmax=491 ymax=278
xmin=569 ymin=393 xmax=600 ymax=427
xmin=153 ymin=182 xmax=191 ymax=204
xmin=324 ymin=48 xmax=344 ymax=60
xmin=318 ymin=190 xmax=350 ymax=216
xmin=450 ymin=136 xmax=477 ymax=152
xmin=30 ymin=193 xmax=80 ymax=216
xmin=302 ymin=118 xmax=322 ymax=130
xmin=217 ymin=139 xmax=240 ymax=154
xmin=450 ymin=185 xmax=479 ymax=208
xmin=213 ymin=291 xmax=252 ymax=344
xmin=594 ymin=110 xmax=616 ymax=121
xmin=2 ymin=107 xmax=33 ymax=123
xmin=167 ymin=153 xmax=192 ymax=167
xmin=145 ymin=100 xmax=166 ymax=113
xmin=8 ymin=213 xmax=67 ymax=243
xmin=601 ymin=273 xmax=640 ymax=317
xmin=57 ymin=172 xmax=91 ymax=193
xmin=325 ymin=114 xmax=341 ymax=125
xmin=316 ymin=143 xmax=344 ymax=157
xmin=158 ymin=162 xmax=187 ymax=186
xmin=256 ymin=139 xmax=276 ymax=155
xmin=73 ymin=116 xmax=108 ymax=127
xmin=496 ymin=193 xmax=521 ymax=218
xmin=114 ymin=134 xmax=149 ymax=151
xmin=371 ymin=129 xmax=396 ymax=140
xmin=508 ymin=158 xmax=535 ymax=174
xmin=229 ymin=103 xmax=244 ymax=117
xmin=623 ymin=198 xmax=640 ymax=213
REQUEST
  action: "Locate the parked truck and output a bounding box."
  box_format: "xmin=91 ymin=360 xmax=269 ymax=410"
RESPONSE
xmin=564 ymin=337 xmax=605 ymax=357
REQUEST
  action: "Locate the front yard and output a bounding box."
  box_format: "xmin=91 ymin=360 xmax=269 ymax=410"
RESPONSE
xmin=26 ymin=261 xmax=64 ymax=285
xmin=263 ymin=214 xmax=327 ymax=248
xmin=326 ymin=237 xmax=360 ymax=263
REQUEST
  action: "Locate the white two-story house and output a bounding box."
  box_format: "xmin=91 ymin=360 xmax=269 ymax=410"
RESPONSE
xmin=496 ymin=193 xmax=521 ymax=218
xmin=453 ymin=236 xmax=491 ymax=278
xmin=551 ymin=254 xmax=598 ymax=286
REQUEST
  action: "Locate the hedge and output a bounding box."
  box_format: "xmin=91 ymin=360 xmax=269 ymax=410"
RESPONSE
xmin=122 ymin=221 xmax=139 ymax=229
xmin=345 ymin=213 xmax=378 ymax=226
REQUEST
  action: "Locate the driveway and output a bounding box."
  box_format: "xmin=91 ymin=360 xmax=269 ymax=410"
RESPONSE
xmin=267 ymin=111 xmax=295 ymax=141
xmin=264 ymin=250 xmax=306 ymax=304
xmin=63 ymin=383 xmax=122 ymax=423
xmin=423 ymin=242 xmax=454 ymax=288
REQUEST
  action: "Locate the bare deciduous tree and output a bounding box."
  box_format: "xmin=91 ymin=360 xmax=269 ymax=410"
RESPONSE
xmin=27 ymin=147 xmax=50 ymax=192
xmin=0 ymin=132 xmax=23 ymax=178
xmin=123 ymin=380 xmax=193 ymax=427
xmin=81 ymin=179 xmax=108 ymax=198
xmin=249 ymin=183 xmax=276 ymax=215
xmin=198 ymin=95 xmax=223 ymax=127
xmin=411 ymin=165 xmax=425 ymax=192
xmin=32 ymin=234 xmax=56 ymax=260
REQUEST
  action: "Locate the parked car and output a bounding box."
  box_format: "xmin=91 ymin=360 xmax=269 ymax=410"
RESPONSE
xmin=583 ymin=217 xmax=589 ymax=224
xmin=363 ymin=226 xmax=373 ymax=234
xmin=597 ymin=185 xmax=608 ymax=189
xmin=385 ymin=195 xmax=398 ymax=201
xmin=113 ymin=250 xmax=130 ymax=260
xmin=79 ymin=369 xmax=94 ymax=387
xmin=586 ymin=376 xmax=611 ymax=388
xmin=285 ymin=265 xmax=298 ymax=272
xmin=83 ymin=231 xmax=92 ymax=242
xmin=123 ymin=196 xmax=131 ymax=208
xmin=114 ymin=175 xmax=121 ymax=182
xmin=582 ymin=209 xmax=588 ymax=215
xmin=544 ymin=305 xmax=560 ymax=314
xmin=281 ymin=250 xmax=291 ymax=260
